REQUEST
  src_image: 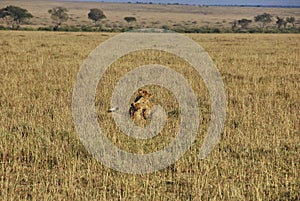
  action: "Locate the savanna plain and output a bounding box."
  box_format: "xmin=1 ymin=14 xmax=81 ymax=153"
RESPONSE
xmin=0 ymin=30 xmax=299 ymax=200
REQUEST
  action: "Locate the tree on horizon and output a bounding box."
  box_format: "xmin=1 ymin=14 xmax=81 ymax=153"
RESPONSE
xmin=48 ymin=7 xmax=69 ymax=30
xmin=254 ymin=13 xmax=272 ymax=30
xmin=0 ymin=5 xmax=33 ymax=28
xmin=88 ymin=8 xmax=106 ymax=25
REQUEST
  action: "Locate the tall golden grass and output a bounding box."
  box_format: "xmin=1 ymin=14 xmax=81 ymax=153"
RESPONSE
xmin=0 ymin=31 xmax=299 ymax=200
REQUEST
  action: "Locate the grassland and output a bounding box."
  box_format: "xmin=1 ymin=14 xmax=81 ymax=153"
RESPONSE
xmin=0 ymin=0 xmax=299 ymax=31
xmin=0 ymin=31 xmax=299 ymax=200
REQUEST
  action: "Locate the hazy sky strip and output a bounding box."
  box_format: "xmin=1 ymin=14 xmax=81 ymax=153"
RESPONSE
xmin=71 ymin=0 xmax=300 ymax=6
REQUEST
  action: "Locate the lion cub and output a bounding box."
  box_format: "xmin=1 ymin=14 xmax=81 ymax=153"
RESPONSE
xmin=129 ymin=89 xmax=154 ymax=122
xmin=107 ymin=89 xmax=154 ymax=124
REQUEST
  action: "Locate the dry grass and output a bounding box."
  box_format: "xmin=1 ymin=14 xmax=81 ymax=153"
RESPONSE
xmin=0 ymin=31 xmax=299 ymax=200
xmin=0 ymin=0 xmax=299 ymax=29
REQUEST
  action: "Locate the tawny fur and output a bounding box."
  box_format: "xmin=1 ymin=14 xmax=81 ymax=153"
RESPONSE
xmin=129 ymin=89 xmax=153 ymax=121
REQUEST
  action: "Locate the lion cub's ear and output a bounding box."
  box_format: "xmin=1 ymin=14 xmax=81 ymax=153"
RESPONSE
xmin=138 ymin=89 xmax=152 ymax=99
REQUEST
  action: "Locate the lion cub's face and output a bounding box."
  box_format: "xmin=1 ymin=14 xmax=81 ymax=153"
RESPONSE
xmin=129 ymin=89 xmax=153 ymax=124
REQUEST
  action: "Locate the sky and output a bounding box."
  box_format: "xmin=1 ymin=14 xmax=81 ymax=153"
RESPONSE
xmin=75 ymin=0 xmax=300 ymax=6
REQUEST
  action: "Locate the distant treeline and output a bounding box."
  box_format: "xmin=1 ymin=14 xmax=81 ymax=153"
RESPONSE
xmin=128 ymin=1 xmax=300 ymax=8
xmin=0 ymin=5 xmax=299 ymax=33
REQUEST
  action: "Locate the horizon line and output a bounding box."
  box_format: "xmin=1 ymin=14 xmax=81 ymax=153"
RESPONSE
xmin=63 ymin=0 xmax=300 ymax=8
